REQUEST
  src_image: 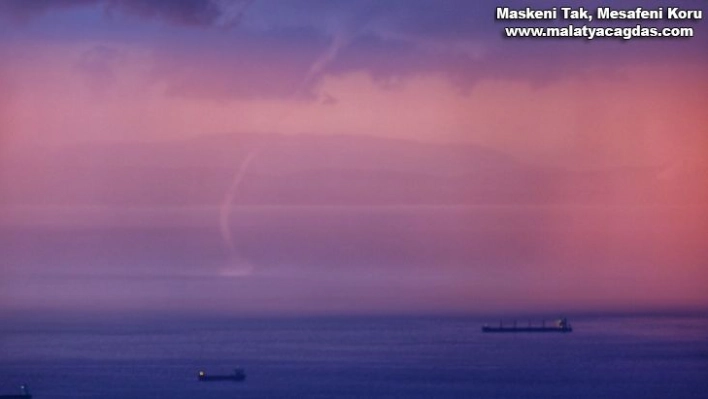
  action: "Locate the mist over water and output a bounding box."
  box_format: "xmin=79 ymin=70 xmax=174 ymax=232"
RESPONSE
xmin=1 ymin=205 xmax=706 ymax=315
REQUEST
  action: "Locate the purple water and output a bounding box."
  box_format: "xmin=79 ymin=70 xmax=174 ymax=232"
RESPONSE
xmin=1 ymin=315 xmax=707 ymax=398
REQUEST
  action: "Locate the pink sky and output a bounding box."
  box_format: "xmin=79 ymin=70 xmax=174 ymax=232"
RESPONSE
xmin=1 ymin=0 xmax=706 ymax=315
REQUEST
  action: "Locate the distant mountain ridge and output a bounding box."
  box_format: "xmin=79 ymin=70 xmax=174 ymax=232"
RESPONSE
xmin=1 ymin=132 xmax=705 ymax=206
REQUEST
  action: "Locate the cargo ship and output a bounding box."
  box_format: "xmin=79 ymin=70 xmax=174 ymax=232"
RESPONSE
xmin=197 ymin=369 xmax=246 ymax=381
xmin=482 ymin=317 xmax=572 ymax=333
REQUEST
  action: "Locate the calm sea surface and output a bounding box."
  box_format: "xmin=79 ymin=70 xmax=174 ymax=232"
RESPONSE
xmin=1 ymin=315 xmax=707 ymax=398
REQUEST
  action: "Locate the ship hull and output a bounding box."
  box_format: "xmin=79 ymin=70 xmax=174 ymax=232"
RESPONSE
xmin=198 ymin=375 xmax=246 ymax=381
xmin=482 ymin=326 xmax=572 ymax=333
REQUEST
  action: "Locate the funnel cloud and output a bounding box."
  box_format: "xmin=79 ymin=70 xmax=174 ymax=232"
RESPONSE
xmin=219 ymin=150 xmax=259 ymax=277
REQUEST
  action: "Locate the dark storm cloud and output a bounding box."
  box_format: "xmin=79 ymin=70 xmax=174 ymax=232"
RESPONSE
xmin=307 ymin=0 xmax=706 ymax=86
xmin=2 ymin=0 xmax=705 ymax=99
xmin=105 ymin=0 xmax=223 ymax=27
xmin=159 ymin=0 xmax=707 ymax=97
xmin=0 ymin=0 xmax=96 ymax=23
xmin=149 ymin=26 xmax=327 ymax=100
xmin=0 ymin=0 xmax=253 ymax=27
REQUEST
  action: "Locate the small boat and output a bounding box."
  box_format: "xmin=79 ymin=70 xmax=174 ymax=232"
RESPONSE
xmin=482 ymin=317 xmax=573 ymax=333
xmin=197 ymin=369 xmax=246 ymax=381
xmin=0 ymin=384 xmax=31 ymax=399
